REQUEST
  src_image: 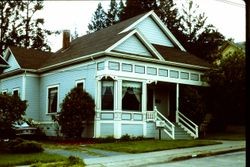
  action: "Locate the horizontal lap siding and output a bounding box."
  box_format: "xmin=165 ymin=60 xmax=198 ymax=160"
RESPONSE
xmin=136 ymin=17 xmax=174 ymax=47
xmin=0 ymin=76 xmax=22 ymax=95
xmin=113 ymin=35 xmax=152 ymax=57
xmin=25 ymin=76 xmax=40 ymax=120
xmin=39 ymin=63 xmax=96 ymax=122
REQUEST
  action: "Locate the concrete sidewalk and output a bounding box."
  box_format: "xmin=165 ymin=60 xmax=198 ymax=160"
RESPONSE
xmin=84 ymin=140 xmax=245 ymax=167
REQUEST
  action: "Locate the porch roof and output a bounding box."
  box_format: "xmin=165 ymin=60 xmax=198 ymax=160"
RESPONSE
xmin=153 ymin=44 xmax=211 ymax=68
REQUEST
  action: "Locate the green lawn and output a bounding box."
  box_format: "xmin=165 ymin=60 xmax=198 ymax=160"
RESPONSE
xmin=0 ymin=152 xmax=66 ymax=167
xmin=87 ymin=139 xmax=221 ymax=153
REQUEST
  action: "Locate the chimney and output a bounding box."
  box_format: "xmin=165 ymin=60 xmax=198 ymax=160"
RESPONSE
xmin=62 ymin=30 xmax=71 ymax=50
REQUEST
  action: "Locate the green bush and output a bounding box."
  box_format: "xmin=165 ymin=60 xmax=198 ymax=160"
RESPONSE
xmin=96 ymin=136 xmax=115 ymax=143
xmin=120 ymin=134 xmax=130 ymax=141
xmin=67 ymin=156 xmax=84 ymax=165
xmin=57 ymin=87 xmax=95 ymax=139
xmin=0 ymin=93 xmax=27 ymax=139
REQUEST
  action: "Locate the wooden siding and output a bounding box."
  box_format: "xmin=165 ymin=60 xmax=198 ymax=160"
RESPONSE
xmin=100 ymin=123 xmax=114 ymax=136
xmin=39 ymin=63 xmax=97 ymax=122
xmin=146 ymin=122 xmax=156 ymax=138
xmin=121 ymin=124 xmax=143 ymax=136
xmin=25 ymin=76 xmax=40 ymax=120
xmin=0 ymin=76 xmax=22 ymax=96
xmin=113 ymin=35 xmax=152 ymax=57
xmin=135 ymin=17 xmax=174 ymax=47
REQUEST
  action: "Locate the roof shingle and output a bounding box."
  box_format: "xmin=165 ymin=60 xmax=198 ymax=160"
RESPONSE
xmin=153 ymin=44 xmax=211 ymax=68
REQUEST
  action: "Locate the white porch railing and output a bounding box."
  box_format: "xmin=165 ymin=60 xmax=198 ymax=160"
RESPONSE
xmin=146 ymin=107 xmax=175 ymax=139
xmin=177 ymin=111 xmax=199 ymax=138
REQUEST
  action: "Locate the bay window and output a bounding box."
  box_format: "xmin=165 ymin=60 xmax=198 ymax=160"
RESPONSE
xmin=122 ymin=81 xmax=142 ymax=111
xmin=101 ymin=80 xmax=114 ymax=110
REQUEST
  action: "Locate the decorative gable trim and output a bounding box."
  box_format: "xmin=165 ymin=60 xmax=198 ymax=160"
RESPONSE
xmin=120 ymin=10 xmax=186 ymax=51
xmin=150 ymin=12 xmax=186 ymax=51
xmin=106 ymin=29 xmax=164 ymax=61
xmin=3 ymin=47 xmax=21 ymax=71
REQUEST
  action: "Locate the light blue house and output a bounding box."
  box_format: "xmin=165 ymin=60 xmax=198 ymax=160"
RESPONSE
xmin=0 ymin=11 xmax=210 ymax=139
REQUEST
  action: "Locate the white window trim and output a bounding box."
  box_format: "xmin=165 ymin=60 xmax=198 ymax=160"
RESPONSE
xmin=75 ymin=79 xmax=85 ymax=89
xmin=2 ymin=89 xmax=8 ymax=94
xmin=12 ymin=87 xmax=20 ymax=96
xmin=46 ymin=84 xmax=59 ymax=115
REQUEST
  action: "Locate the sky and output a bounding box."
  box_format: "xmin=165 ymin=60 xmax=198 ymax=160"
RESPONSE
xmin=36 ymin=0 xmax=246 ymax=52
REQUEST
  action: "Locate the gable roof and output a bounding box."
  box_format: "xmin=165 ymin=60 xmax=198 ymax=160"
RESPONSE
xmin=1 ymin=11 xmax=210 ymax=73
xmin=8 ymin=46 xmax=53 ymax=69
xmin=0 ymin=56 xmax=8 ymax=67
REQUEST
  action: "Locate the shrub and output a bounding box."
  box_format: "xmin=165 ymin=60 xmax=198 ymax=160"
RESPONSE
xmin=0 ymin=93 xmax=27 ymax=139
xmin=96 ymin=136 xmax=115 ymax=143
xmin=120 ymin=134 xmax=131 ymax=141
xmin=67 ymin=156 xmax=84 ymax=165
xmin=57 ymin=87 xmax=95 ymax=139
xmin=7 ymin=139 xmax=44 ymax=153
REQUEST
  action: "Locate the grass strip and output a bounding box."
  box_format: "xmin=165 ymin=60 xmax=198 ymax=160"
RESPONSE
xmin=0 ymin=152 xmax=66 ymax=167
xmin=88 ymin=139 xmax=221 ymax=153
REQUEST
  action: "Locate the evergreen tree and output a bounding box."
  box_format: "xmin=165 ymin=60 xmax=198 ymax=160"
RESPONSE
xmin=120 ymin=0 xmax=158 ymax=21
xmin=0 ymin=0 xmax=52 ymax=54
xmin=106 ymin=0 xmax=120 ymax=27
xmin=87 ymin=3 xmax=108 ymax=33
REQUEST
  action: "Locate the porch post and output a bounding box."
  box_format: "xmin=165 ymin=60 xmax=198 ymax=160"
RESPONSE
xmin=176 ymin=83 xmax=179 ymax=123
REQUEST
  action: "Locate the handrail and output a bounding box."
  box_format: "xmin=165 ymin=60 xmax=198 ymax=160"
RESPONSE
xmin=177 ymin=111 xmax=199 ymax=138
xmin=155 ymin=107 xmax=175 ymax=139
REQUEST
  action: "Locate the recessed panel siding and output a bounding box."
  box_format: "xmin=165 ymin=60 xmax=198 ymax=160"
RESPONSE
xmin=113 ymin=35 xmax=152 ymax=57
xmin=121 ymin=124 xmax=143 ymax=136
xmin=135 ymin=17 xmax=174 ymax=47
xmin=146 ymin=122 xmax=156 ymax=138
xmin=100 ymin=123 xmax=114 ymax=136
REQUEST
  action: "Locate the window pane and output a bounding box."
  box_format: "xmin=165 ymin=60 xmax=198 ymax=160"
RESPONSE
xmin=13 ymin=90 xmax=19 ymax=96
xmin=76 ymin=82 xmax=84 ymax=89
xmin=101 ymin=81 xmax=114 ymax=110
xmin=122 ymin=81 xmax=142 ymax=111
xmin=109 ymin=61 xmax=120 ymax=71
xmin=48 ymin=87 xmax=58 ymax=113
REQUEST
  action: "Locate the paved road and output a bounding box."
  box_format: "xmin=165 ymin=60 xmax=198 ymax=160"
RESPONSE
xmin=146 ymin=151 xmax=245 ymax=167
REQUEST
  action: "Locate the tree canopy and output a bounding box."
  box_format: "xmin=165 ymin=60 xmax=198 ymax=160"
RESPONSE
xmin=0 ymin=0 xmax=52 ymax=55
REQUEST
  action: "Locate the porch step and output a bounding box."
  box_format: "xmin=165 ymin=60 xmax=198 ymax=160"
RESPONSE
xmin=174 ymin=123 xmax=193 ymax=140
xmin=155 ymin=123 xmax=193 ymax=140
